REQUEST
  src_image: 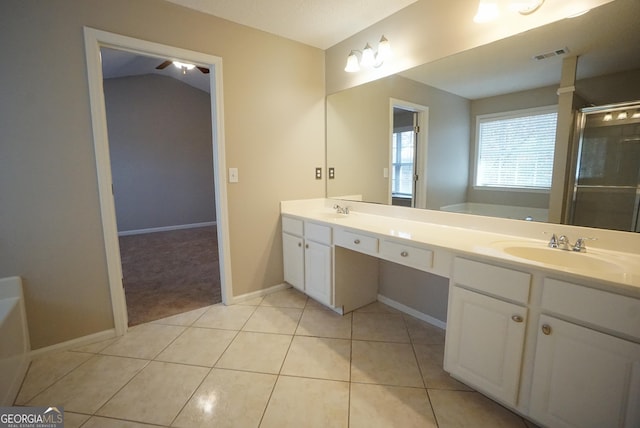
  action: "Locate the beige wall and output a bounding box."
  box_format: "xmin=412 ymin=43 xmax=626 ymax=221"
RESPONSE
xmin=105 ymin=74 xmax=216 ymax=232
xmin=327 ymin=75 xmax=469 ymax=209
xmin=0 ymin=0 xmax=325 ymax=349
xmin=468 ymin=85 xmax=559 ymax=208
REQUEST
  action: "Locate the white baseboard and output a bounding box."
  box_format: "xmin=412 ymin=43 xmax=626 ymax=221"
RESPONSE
xmin=377 ymin=294 xmax=447 ymax=330
xmin=231 ymin=283 xmax=291 ymax=304
xmin=29 ymin=329 xmax=117 ymax=358
xmin=118 ymin=221 xmax=217 ymax=237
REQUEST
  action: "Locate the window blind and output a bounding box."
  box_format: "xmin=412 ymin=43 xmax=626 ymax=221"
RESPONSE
xmin=476 ymin=108 xmax=557 ymax=189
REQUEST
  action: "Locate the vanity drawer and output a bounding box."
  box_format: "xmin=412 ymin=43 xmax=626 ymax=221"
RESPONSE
xmin=305 ymin=221 xmax=332 ymax=245
xmin=542 ymin=278 xmax=640 ymax=340
xmin=380 ymin=239 xmax=433 ymax=272
xmin=282 ymin=216 xmax=303 ymax=236
xmin=334 ymin=228 xmax=378 ymax=255
xmin=452 ymin=257 xmax=531 ymax=304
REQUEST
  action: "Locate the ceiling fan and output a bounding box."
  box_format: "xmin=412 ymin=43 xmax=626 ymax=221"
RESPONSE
xmin=156 ymin=60 xmax=210 ymax=74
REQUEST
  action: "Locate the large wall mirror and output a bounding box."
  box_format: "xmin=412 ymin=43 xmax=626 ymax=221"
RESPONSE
xmin=326 ymin=0 xmax=640 ymax=232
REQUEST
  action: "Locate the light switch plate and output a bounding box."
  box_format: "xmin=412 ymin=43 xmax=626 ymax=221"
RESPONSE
xmin=229 ymin=167 xmax=239 ymax=183
xmin=383 ymin=167 xmax=389 ymax=178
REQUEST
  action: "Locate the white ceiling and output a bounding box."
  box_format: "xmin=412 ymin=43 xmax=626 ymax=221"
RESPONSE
xmin=164 ymin=0 xmax=418 ymax=50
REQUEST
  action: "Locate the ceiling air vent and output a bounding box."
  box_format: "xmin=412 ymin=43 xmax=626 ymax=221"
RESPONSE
xmin=532 ymin=47 xmax=570 ymax=61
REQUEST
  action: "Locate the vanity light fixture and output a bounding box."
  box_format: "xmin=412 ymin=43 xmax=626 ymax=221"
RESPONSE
xmin=474 ymin=0 xmax=544 ymax=23
xmin=344 ymin=36 xmax=391 ymax=73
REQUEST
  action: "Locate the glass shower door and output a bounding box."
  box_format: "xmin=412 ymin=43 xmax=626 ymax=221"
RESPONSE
xmin=571 ymin=102 xmax=640 ymax=232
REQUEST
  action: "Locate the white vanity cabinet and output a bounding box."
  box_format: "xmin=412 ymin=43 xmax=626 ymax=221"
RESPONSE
xmin=282 ymin=216 xmax=333 ymax=306
xmin=445 ymin=257 xmax=530 ymax=407
xmin=528 ymin=278 xmax=640 ymax=428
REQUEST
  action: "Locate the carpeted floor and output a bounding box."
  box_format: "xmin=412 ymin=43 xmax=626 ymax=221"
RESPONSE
xmin=119 ymin=226 xmax=221 ymax=326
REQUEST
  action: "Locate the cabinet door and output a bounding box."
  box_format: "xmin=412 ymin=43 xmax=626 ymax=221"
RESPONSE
xmin=444 ymin=286 xmax=527 ymax=406
xmin=283 ymin=232 xmax=304 ymax=291
xmin=304 ymin=240 xmax=332 ymax=306
xmin=530 ymin=315 xmax=640 ymax=428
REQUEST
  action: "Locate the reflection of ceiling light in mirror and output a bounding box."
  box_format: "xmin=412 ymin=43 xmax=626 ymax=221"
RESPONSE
xmin=617 ymin=111 xmax=628 ymax=120
xmin=510 ymin=0 xmax=544 ymax=15
xmin=475 ymin=0 xmax=544 ymax=23
xmin=474 ymin=0 xmax=499 ymax=23
xmin=344 ymin=36 xmax=391 ymax=73
xmin=603 ymin=112 xmax=613 ymax=121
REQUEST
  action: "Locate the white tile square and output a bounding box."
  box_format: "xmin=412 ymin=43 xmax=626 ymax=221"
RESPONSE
xmin=155 ymin=327 xmax=236 ymax=366
xmin=96 ymin=361 xmax=208 ymax=426
xmin=193 ymin=304 xmax=256 ymax=330
xmin=281 ymin=336 xmax=351 ymax=381
xmin=173 ymin=368 xmax=277 ymax=427
xmin=242 ymin=306 xmax=302 ymax=334
xmin=100 ymin=323 xmax=185 ymax=359
xmin=261 ymin=376 xmax=349 ymax=428
xmin=27 ymin=355 xmax=148 ymax=414
xmin=215 ymin=331 xmax=292 ymax=374
xmin=351 ymin=340 xmax=423 ymax=387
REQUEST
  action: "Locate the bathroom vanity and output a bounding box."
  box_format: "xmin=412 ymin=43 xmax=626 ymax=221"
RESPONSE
xmin=281 ymin=198 xmax=640 ymax=428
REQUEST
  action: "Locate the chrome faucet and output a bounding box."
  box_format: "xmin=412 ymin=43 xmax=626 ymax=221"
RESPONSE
xmin=333 ymin=204 xmax=350 ymax=214
xmin=547 ymin=233 xmax=595 ymax=252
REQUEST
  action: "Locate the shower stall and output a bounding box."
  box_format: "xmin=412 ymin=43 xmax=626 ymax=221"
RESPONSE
xmin=569 ymin=101 xmax=640 ymax=232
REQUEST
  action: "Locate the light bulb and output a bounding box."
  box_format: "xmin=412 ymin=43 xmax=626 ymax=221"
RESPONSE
xmin=632 ymin=110 xmax=640 ymax=119
xmin=361 ymin=44 xmax=375 ymax=68
xmin=603 ymin=113 xmax=613 ymax=121
xmin=172 ymin=61 xmax=195 ymax=70
xmin=377 ymin=36 xmax=391 ymax=62
xmin=617 ymin=111 xmax=628 ymax=120
xmin=474 ymin=0 xmax=499 ymax=23
xmin=344 ymin=51 xmax=360 ymax=72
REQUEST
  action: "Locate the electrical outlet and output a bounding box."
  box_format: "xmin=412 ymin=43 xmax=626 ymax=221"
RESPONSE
xmin=315 ymin=167 xmax=322 ymax=179
xmin=329 ymin=167 xmax=335 ymax=179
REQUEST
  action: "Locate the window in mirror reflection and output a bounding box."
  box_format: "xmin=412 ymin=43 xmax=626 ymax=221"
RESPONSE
xmin=475 ymin=105 xmax=557 ymax=190
xmin=391 ymin=129 xmax=415 ymax=199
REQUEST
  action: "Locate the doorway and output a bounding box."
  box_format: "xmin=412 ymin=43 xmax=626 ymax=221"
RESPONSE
xmin=389 ymin=99 xmax=429 ymax=208
xmin=84 ymin=28 xmax=233 ymax=336
xmin=101 ymin=47 xmax=221 ymax=326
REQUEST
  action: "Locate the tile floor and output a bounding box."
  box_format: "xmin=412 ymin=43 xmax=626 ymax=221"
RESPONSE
xmin=15 ymin=288 xmax=537 ymax=427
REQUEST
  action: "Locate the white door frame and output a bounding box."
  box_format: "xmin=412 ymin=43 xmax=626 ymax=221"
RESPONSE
xmin=83 ymin=27 xmax=233 ymax=336
xmin=389 ymin=98 xmax=429 ymax=209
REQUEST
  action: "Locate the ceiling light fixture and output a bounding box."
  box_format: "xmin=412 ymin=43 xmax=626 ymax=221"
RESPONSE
xmin=344 ymin=36 xmax=391 ymax=73
xmin=173 ymin=61 xmax=196 ymax=75
xmin=474 ymin=0 xmax=544 ymax=23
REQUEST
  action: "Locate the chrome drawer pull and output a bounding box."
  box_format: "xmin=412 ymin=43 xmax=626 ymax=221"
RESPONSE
xmin=511 ymin=315 xmax=523 ymax=323
xmin=354 ymin=239 xmax=361 ymax=244
xmin=400 ymin=251 xmax=409 ymax=257
xmin=542 ymin=324 xmax=552 ymax=335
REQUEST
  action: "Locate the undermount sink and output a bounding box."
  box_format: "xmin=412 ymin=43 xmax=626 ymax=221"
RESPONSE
xmin=493 ymin=242 xmax=625 ymax=273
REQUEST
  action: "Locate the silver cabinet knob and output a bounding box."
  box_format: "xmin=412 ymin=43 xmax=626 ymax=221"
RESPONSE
xmin=298 ymin=242 xmax=302 ymax=247
xmin=305 ymin=244 xmax=309 ymax=249
xmin=354 ymin=239 xmax=360 ymax=244
xmin=511 ymin=315 xmax=523 ymax=323
xmin=400 ymin=251 xmax=409 ymax=257
xmin=542 ymin=324 xmax=552 ymax=335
